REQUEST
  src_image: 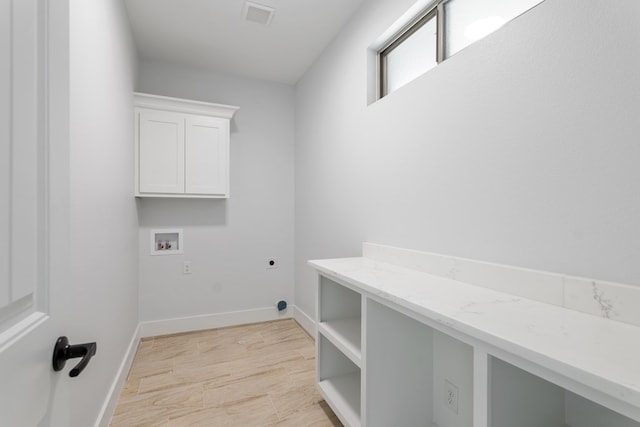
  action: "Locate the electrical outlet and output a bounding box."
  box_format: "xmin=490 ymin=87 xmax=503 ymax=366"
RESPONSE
xmin=183 ymin=261 xmax=192 ymax=275
xmin=266 ymin=258 xmax=278 ymax=269
xmin=445 ymin=380 xmax=459 ymax=414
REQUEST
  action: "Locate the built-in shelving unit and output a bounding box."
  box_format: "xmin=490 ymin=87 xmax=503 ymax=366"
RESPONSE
xmin=316 ymin=276 xmax=362 ymax=426
xmin=309 ymin=254 xmax=640 ymax=427
xmin=317 ymin=335 xmax=362 ymax=427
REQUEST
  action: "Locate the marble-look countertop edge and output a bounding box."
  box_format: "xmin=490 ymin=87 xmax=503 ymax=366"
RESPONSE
xmin=308 ymin=257 xmax=640 ymax=410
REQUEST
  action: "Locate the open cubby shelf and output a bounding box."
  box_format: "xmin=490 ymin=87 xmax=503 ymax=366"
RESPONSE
xmin=318 ymin=319 xmax=361 ymax=365
xmin=317 ymin=334 xmax=361 ymax=426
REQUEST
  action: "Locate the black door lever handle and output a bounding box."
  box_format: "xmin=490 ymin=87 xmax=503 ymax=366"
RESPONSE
xmin=52 ymin=336 xmax=97 ymax=377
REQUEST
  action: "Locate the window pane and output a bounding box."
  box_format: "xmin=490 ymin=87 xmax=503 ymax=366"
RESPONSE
xmin=445 ymin=0 xmax=544 ymax=58
xmin=384 ymin=16 xmax=437 ymax=95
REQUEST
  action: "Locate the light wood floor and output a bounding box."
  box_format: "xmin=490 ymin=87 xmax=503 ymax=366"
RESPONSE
xmin=110 ymin=319 xmax=342 ymax=426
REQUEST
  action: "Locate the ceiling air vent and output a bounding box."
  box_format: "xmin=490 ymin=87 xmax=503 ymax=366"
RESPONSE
xmin=243 ymin=1 xmax=275 ymax=25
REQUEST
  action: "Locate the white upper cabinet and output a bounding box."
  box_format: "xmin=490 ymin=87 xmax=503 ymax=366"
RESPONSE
xmin=134 ymin=92 xmax=239 ymax=198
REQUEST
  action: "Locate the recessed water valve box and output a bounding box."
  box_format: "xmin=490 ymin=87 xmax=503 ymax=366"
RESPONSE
xmin=150 ymin=228 xmax=183 ymax=255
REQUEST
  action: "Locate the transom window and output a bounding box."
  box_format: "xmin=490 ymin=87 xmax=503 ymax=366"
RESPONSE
xmin=379 ymin=9 xmax=439 ymax=97
xmin=374 ymin=0 xmax=545 ymax=100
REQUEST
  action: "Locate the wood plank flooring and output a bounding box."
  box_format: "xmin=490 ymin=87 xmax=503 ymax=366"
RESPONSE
xmin=110 ymin=319 xmax=341 ymax=426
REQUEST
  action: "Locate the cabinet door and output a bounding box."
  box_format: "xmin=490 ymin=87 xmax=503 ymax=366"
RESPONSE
xmin=138 ymin=109 xmax=185 ymax=194
xmin=185 ymin=116 xmax=229 ymax=195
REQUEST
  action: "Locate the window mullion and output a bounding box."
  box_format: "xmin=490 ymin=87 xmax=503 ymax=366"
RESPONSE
xmin=436 ymin=2 xmax=445 ymax=63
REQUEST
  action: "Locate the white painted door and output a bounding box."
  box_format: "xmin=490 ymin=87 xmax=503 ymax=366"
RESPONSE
xmin=0 ymin=0 xmax=72 ymax=425
xmin=185 ymin=116 xmax=229 ymax=195
xmin=138 ymin=109 xmax=186 ymax=194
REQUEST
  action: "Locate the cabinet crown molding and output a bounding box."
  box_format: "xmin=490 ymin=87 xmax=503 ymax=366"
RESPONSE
xmin=134 ymin=92 xmax=239 ymax=119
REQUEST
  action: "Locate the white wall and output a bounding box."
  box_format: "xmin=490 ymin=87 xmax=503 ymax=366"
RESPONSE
xmin=68 ymin=0 xmax=139 ymax=425
xmin=136 ymin=60 xmax=295 ymax=323
xmin=294 ymin=0 xmax=640 ymax=320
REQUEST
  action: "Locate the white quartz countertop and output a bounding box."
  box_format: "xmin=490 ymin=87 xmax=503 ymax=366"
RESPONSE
xmin=309 ymin=257 xmax=640 ymax=410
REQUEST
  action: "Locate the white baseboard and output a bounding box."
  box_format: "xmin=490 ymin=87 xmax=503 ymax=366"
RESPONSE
xmin=95 ymin=323 xmax=141 ymax=427
xmin=292 ymin=305 xmax=316 ymax=338
xmin=139 ymin=307 xmax=292 ymax=338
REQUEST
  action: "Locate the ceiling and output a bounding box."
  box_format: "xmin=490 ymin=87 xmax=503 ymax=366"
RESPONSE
xmin=124 ymin=0 xmax=367 ymax=85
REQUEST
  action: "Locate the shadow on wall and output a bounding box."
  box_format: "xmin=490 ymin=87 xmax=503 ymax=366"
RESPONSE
xmin=136 ymin=198 xmax=227 ymax=227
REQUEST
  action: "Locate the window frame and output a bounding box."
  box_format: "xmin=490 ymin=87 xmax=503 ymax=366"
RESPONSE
xmin=378 ymin=1 xmax=446 ymax=99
